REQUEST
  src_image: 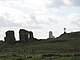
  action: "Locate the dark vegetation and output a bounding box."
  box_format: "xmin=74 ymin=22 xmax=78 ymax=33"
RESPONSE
xmin=0 ymin=32 xmax=80 ymax=60
xmin=0 ymin=38 xmax=80 ymax=60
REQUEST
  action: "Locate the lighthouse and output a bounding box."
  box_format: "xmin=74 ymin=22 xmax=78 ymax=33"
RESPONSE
xmin=49 ymin=31 xmax=55 ymax=39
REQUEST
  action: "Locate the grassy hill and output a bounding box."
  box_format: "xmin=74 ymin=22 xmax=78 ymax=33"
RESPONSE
xmin=57 ymin=31 xmax=80 ymax=39
xmin=0 ymin=32 xmax=80 ymax=60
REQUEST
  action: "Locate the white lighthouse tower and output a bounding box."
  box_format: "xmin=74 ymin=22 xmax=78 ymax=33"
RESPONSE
xmin=49 ymin=31 xmax=55 ymax=39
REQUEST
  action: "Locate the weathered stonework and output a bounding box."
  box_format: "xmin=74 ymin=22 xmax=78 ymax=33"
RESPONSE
xmin=19 ymin=29 xmax=28 ymax=43
xmin=19 ymin=29 xmax=37 ymax=43
xmin=29 ymin=31 xmax=34 ymax=39
xmin=4 ymin=30 xmax=16 ymax=43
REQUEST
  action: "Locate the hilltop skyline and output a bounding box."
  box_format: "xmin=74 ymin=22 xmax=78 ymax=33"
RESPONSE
xmin=0 ymin=0 xmax=80 ymax=40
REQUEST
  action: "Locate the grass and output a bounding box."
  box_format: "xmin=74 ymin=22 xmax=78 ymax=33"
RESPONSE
xmin=0 ymin=38 xmax=80 ymax=60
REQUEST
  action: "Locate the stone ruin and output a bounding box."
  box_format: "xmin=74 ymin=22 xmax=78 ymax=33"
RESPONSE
xmin=19 ymin=29 xmax=29 ymax=43
xmin=29 ymin=31 xmax=34 ymax=39
xmin=4 ymin=29 xmax=37 ymax=43
xmin=4 ymin=30 xmax=16 ymax=43
xmin=19 ymin=29 xmax=37 ymax=43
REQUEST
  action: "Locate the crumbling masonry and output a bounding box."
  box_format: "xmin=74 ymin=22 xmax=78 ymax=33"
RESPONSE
xmin=4 ymin=30 xmax=16 ymax=43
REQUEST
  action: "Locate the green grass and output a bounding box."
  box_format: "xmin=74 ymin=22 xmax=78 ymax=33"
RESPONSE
xmin=0 ymin=38 xmax=80 ymax=60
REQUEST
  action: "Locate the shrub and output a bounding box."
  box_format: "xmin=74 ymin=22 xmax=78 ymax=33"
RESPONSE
xmin=16 ymin=57 xmax=24 ymax=60
xmin=41 ymin=53 xmax=58 ymax=57
xmin=27 ymin=56 xmax=32 ymax=58
xmin=74 ymin=54 xmax=80 ymax=56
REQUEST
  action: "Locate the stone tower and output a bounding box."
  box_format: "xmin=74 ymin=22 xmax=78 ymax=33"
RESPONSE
xmin=49 ymin=31 xmax=55 ymax=39
xmin=4 ymin=30 xmax=16 ymax=43
xmin=19 ymin=29 xmax=28 ymax=43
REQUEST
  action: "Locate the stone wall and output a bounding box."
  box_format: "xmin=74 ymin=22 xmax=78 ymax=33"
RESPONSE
xmin=19 ymin=29 xmax=36 ymax=43
xmin=4 ymin=30 xmax=16 ymax=43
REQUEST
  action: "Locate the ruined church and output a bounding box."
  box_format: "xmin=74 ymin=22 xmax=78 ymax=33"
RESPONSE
xmin=4 ymin=29 xmax=37 ymax=43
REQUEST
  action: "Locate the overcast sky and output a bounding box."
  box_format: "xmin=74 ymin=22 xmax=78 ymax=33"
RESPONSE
xmin=0 ymin=0 xmax=80 ymax=40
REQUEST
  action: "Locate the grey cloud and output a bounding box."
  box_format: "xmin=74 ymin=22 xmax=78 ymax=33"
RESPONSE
xmin=0 ymin=0 xmax=20 ymax=1
xmin=71 ymin=19 xmax=80 ymax=27
xmin=48 ymin=18 xmax=58 ymax=23
xmin=47 ymin=0 xmax=65 ymax=8
xmin=70 ymin=0 xmax=80 ymax=6
xmin=0 ymin=16 xmax=42 ymax=29
xmin=0 ymin=16 xmax=22 ymax=27
xmin=0 ymin=15 xmax=43 ymax=29
xmin=30 ymin=14 xmax=59 ymax=25
xmin=47 ymin=0 xmax=80 ymax=8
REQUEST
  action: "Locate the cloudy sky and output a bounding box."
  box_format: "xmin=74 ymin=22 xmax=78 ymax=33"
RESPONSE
xmin=0 ymin=0 xmax=80 ymax=40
